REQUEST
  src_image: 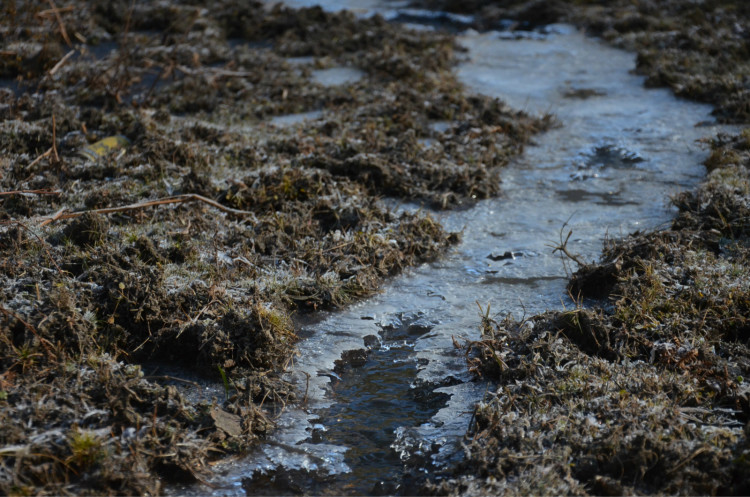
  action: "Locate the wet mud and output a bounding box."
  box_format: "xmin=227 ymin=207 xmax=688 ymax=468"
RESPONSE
xmin=0 ymin=1 xmax=547 ymax=494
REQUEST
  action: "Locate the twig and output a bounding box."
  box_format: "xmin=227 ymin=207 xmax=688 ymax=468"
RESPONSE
xmin=48 ymin=49 xmax=76 ymax=76
xmin=547 ymin=215 xmax=585 ymax=275
xmin=667 ymin=447 xmax=709 ymax=474
xmin=38 ymin=194 xmax=257 ymax=226
xmin=552 ymin=229 xmax=584 ymax=266
xmin=322 ymin=240 xmax=354 ymax=253
xmin=0 ymin=306 xmax=57 ymax=359
xmin=144 ymin=375 xmax=201 ymax=388
xmin=176 ymin=65 xmax=256 ymax=78
xmin=0 ymin=189 xmax=61 ymax=196
xmin=51 ymin=115 xmax=59 ymax=162
xmin=27 ymin=147 xmax=53 ymax=169
xmin=0 ymin=449 xmax=79 ymax=476
xmin=175 ymin=298 xmax=220 ymax=339
xmin=45 ymin=0 xmax=72 ymax=47
xmin=36 ymin=5 xmax=75 ymax=16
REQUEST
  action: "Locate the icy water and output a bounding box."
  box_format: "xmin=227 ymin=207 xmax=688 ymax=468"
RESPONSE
xmin=199 ymin=5 xmax=731 ymax=495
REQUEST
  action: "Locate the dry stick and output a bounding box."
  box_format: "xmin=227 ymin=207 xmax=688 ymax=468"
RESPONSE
xmin=176 ymin=65 xmax=255 ymax=78
xmin=46 ymin=0 xmax=72 ymax=46
xmin=0 ymin=306 xmax=57 ymax=360
xmin=667 ymin=447 xmax=709 ymax=475
xmin=144 ymin=375 xmax=201 ymax=388
xmin=0 ymin=190 xmax=61 ymax=196
xmin=48 ymin=49 xmax=76 ymax=76
xmin=36 ymin=4 xmax=75 ymax=16
xmin=51 ymin=115 xmax=59 ymax=162
xmin=39 ymin=194 xmax=257 ymax=226
xmin=27 ymin=147 xmax=53 ymax=169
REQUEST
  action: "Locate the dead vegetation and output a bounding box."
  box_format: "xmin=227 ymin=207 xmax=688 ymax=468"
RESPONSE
xmin=0 ymin=1 xmax=549 ymax=494
xmin=388 ymin=1 xmax=750 ymax=494
xmin=429 ymin=124 xmax=750 ymax=496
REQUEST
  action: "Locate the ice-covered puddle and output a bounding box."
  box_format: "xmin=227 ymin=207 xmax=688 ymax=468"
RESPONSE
xmin=199 ymin=11 xmax=732 ymax=497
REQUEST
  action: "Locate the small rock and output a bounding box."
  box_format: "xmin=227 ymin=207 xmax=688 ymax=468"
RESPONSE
xmin=210 ymin=407 xmax=243 ymax=438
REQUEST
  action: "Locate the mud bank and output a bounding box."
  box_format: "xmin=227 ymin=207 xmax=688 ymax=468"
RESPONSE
xmin=0 ymin=1 xmax=548 ymax=494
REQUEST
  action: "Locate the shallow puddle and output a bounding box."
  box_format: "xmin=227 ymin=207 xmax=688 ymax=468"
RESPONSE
xmin=199 ymin=6 xmax=732 ymax=495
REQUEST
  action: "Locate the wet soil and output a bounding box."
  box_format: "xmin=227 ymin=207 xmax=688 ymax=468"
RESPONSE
xmin=0 ymin=1 xmax=548 ymax=495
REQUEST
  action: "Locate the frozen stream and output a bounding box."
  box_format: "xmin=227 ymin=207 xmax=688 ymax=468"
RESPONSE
xmin=202 ymin=5 xmax=730 ymax=495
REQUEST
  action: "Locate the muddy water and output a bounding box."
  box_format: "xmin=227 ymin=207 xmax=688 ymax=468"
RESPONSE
xmin=204 ymin=9 xmax=729 ymax=496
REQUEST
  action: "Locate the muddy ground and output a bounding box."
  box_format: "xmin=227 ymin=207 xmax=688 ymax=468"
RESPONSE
xmin=0 ymin=1 xmax=549 ymax=495
xmin=411 ymin=1 xmax=750 ymax=495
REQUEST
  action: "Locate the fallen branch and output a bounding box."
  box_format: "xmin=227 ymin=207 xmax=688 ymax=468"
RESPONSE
xmin=48 ymin=49 xmax=76 ymax=76
xmin=44 ymin=0 xmax=72 ymax=46
xmin=0 ymin=189 xmax=61 ymax=196
xmin=39 ymin=193 xmax=257 ymax=226
xmin=27 ymin=147 xmax=53 ymax=169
